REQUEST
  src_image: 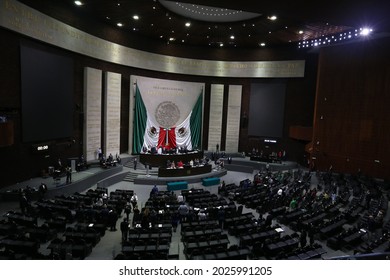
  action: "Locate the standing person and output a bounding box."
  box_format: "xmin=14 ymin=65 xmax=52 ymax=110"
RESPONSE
xmin=66 ymin=166 xmax=72 ymax=184
xmin=19 ymin=191 xmax=29 ymax=214
xmin=97 ymin=148 xmax=102 ymax=160
xmin=38 ymin=182 xmax=47 ymax=199
xmin=178 ymin=202 xmax=189 ymax=222
xmin=171 ymin=212 xmax=180 ymax=232
xmin=120 ymin=218 xmax=129 ymax=242
xmin=130 ymin=193 xmax=138 ymax=210
xmin=300 ymin=230 xmax=307 ymax=248
xmin=108 ymin=209 xmax=118 ymax=231
xmin=124 ymin=202 xmax=132 ymax=221
xmin=308 ymin=224 xmax=315 ymax=246
xmin=133 ymin=157 xmax=137 ymax=170
xmin=217 ymin=207 xmax=225 ymax=229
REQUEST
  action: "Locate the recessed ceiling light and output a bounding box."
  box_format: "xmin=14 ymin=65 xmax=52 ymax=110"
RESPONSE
xmin=230 ymin=35 xmax=235 ymax=40
xmin=133 ymin=15 xmax=139 ymax=20
xmin=185 ymin=22 xmax=191 ymax=27
xmin=268 ymin=15 xmax=277 ymax=21
xmin=117 ymin=22 xmax=123 ymax=27
xmin=169 ymin=37 xmax=175 ymax=41
xmin=74 ymin=1 xmax=83 ymax=6
xmin=299 ymin=30 xmax=304 ymax=34
xmin=260 ymin=42 xmax=266 ymax=47
xmin=219 ymin=43 xmax=224 ymax=47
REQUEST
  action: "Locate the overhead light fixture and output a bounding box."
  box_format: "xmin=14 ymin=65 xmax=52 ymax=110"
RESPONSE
xmin=298 ymin=30 xmax=304 ymax=34
xmin=117 ymin=22 xmax=123 ymax=27
xmin=260 ymin=42 xmax=266 ymax=47
xmin=169 ymin=37 xmax=175 ymax=41
xmin=268 ymin=15 xmax=277 ymax=21
xmin=230 ymin=35 xmax=235 ymax=39
xmin=74 ymin=1 xmax=83 ymax=6
xmin=219 ymin=43 xmax=224 ymax=47
xmin=360 ymin=27 xmax=372 ymax=36
xmin=185 ymin=22 xmax=191 ymax=27
xmin=133 ymin=15 xmax=139 ymax=20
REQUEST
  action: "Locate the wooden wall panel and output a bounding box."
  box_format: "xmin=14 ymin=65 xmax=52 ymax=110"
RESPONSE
xmin=312 ymin=38 xmax=390 ymax=179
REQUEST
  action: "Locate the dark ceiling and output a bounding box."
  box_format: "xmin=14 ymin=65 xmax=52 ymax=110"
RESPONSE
xmin=17 ymin=0 xmax=390 ymax=49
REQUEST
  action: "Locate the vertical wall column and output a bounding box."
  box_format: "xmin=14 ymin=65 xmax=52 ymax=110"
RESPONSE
xmin=84 ymin=67 xmax=102 ymax=161
xmin=207 ymin=84 xmax=224 ymax=152
xmin=104 ymin=71 xmax=121 ymax=158
xmin=225 ymin=85 xmax=242 ymax=153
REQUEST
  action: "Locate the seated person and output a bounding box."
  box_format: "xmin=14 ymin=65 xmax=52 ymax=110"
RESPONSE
xmin=115 ymin=153 xmax=121 ymax=164
xmin=170 ymin=161 xmax=176 ymax=169
xmin=177 ymin=160 xmax=184 ymax=168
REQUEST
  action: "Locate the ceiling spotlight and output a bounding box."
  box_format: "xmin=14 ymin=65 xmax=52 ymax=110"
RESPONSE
xmin=169 ymin=37 xmax=175 ymax=41
xmin=117 ymin=22 xmax=123 ymax=27
xmin=185 ymin=22 xmax=191 ymax=27
xmin=260 ymin=42 xmax=266 ymax=47
xmin=298 ymin=30 xmax=304 ymax=34
xmin=74 ymin=1 xmax=83 ymax=6
xmin=133 ymin=15 xmax=139 ymax=20
xmin=230 ymin=35 xmax=235 ymax=39
xmin=268 ymin=15 xmax=277 ymax=21
xmin=219 ymin=43 xmax=224 ymax=47
xmin=360 ymin=27 xmax=372 ymax=36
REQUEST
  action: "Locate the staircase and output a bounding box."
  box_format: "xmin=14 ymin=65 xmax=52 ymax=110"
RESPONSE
xmin=122 ymin=156 xmax=158 ymax=182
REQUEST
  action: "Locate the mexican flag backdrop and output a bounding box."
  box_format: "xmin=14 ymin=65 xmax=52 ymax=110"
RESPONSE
xmin=132 ymin=76 xmax=204 ymax=154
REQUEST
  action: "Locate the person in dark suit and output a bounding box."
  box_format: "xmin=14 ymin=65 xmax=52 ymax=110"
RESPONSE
xmin=38 ymin=183 xmax=47 ymax=199
xmin=133 ymin=157 xmax=137 ymax=170
xmin=120 ymin=218 xmax=129 ymax=242
xmin=66 ymin=166 xmax=72 ymax=184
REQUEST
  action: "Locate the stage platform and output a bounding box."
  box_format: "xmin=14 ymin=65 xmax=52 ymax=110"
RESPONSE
xmin=0 ymin=154 xmax=132 ymax=200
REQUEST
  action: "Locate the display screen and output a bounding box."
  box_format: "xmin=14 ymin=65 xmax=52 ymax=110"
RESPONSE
xmin=20 ymin=43 xmax=74 ymax=143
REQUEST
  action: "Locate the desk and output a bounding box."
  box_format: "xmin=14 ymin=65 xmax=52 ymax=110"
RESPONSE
xmin=140 ymin=151 xmax=203 ymax=167
xmin=0 ymin=223 xmax=17 ymax=235
xmin=159 ymin=164 xmax=212 ymax=177
xmin=202 ymin=177 xmax=220 ymax=186
xmin=181 ymin=228 xmax=223 ymax=241
xmin=76 ymin=223 xmax=106 ymax=236
xmin=47 ymin=242 xmax=92 ymax=259
xmin=64 ymin=231 xmax=101 ymax=246
xmin=122 ymin=244 xmax=170 ymax=255
xmin=185 ymin=239 xmax=229 ymax=255
xmin=301 ymin=212 xmax=327 ymax=227
xmin=167 ymin=181 xmax=188 ymax=191
xmin=181 ymin=220 xmax=219 ymax=231
xmin=264 ymin=238 xmax=299 ymax=256
xmin=5 ymin=213 xmax=37 ymax=226
xmin=0 ymin=239 xmax=39 ymax=255
xmin=319 ymin=219 xmax=347 ymax=239
xmin=239 ymin=229 xmax=280 ymax=247
xmin=342 ymin=231 xmax=365 ymax=246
